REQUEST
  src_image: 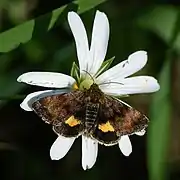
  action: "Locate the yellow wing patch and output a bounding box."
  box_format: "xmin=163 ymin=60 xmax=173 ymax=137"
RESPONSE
xmin=65 ymin=116 xmax=80 ymax=127
xmin=98 ymin=121 xmax=115 ymax=132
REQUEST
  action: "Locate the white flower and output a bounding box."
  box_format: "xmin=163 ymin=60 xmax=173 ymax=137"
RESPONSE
xmin=17 ymin=10 xmax=160 ymax=170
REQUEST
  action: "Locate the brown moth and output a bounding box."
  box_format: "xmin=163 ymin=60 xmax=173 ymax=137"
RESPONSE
xmin=32 ymin=83 xmax=148 ymax=146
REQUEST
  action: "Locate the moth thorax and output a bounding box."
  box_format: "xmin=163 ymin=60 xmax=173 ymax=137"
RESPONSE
xmin=85 ymin=103 xmax=99 ymax=130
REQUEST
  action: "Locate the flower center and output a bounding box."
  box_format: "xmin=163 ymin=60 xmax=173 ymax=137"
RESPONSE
xmin=79 ymin=79 xmax=94 ymax=90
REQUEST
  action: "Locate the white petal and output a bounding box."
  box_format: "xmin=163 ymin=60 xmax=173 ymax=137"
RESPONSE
xmin=118 ymin=135 xmax=132 ymax=156
xmin=20 ymin=89 xmax=70 ymax=111
xmin=17 ymin=72 xmax=75 ymax=88
xmin=100 ymin=76 xmax=160 ymax=96
xmin=135 ymin=129 xmax=146 ymax=136
xmin=97 ymin=51 xmax=147 ymax=83
xmin=68 ymin=12 xmax=89 ymax=74
xmin=88 ymin=10 xmax=109 ymax=76
xmin=82 ymin=136 xmax=98 ymax=170
xmin=50 ymin=135 xmax=75 ymax=160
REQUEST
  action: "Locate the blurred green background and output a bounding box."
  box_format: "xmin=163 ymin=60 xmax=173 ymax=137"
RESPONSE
xmin=0 ymin=0 xmax=179 ymax=179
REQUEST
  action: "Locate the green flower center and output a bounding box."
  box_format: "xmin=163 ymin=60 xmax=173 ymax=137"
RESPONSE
xmin=79 ymin=79 xmax=94 ymax=90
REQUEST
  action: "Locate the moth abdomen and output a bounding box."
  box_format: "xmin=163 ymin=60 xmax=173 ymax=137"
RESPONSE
xmin=85 ymin=103 xmax=99 ymax=130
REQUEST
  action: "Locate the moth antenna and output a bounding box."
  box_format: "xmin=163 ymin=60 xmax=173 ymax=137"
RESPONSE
xmin=82 ymin=70 xmax=95 ymax=83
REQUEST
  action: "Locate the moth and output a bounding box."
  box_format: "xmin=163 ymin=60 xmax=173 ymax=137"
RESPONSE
xmin=32 ymin=83 xmax=148 ymax=146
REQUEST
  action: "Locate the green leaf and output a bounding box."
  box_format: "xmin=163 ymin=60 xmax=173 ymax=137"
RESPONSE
xmin=0 ymin=0 xmax=107 ymax=53
xmin=148 ymin=55 xmax=171 ymax=180
xmin=70 ymin=61 xmax=80 ymax=83
xmin=138 ymin=6 xmax=179 ymax=45
xmin=76 ymin=0 xmax=106 ymax=13
xmin=96 ymin=56 xmax=115 ymax=77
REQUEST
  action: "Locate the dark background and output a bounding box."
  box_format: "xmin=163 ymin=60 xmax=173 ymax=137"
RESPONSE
xmin=0 ymin=0 xmax=179 ymax=180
